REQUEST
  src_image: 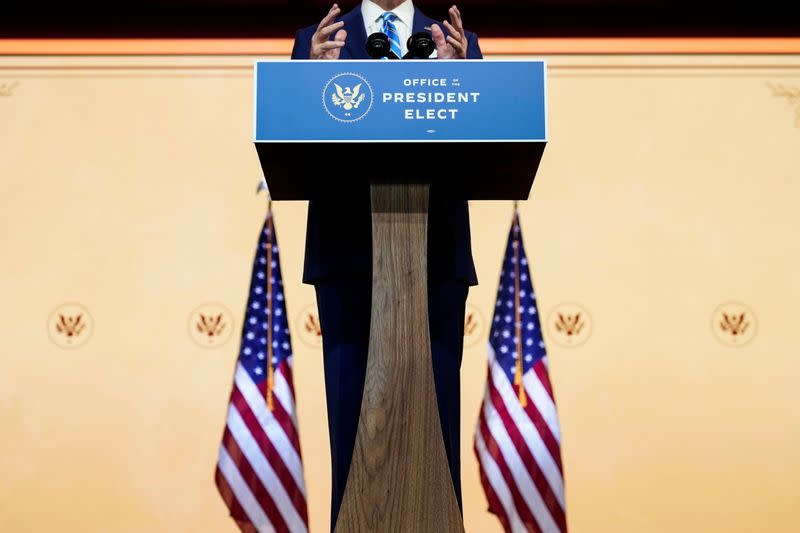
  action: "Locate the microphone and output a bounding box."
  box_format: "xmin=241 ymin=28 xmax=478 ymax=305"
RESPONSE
xmin=404 ymin=31 xmax=435 ymax=59
xmin=366 ymin=32 xmax=399 ymax=59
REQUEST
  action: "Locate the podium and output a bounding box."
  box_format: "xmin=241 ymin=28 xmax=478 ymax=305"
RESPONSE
xmin=254 ymin=59 xmax=547 ymax=532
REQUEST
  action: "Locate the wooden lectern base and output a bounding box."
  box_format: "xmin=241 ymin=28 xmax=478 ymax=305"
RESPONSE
xmin=333 ymin=183 xmax=464 ymax=533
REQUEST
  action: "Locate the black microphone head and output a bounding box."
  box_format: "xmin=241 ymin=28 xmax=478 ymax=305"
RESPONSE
xmin=406 ymin=31 xmax=435 ymax=59
xmin=366 ymin=32 xmax=396 ymax=59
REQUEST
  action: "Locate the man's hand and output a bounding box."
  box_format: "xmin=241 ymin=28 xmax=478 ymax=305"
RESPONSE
xmin=431 ymin=5 xmax=467 ymax=59
xmin=311 ymin=4 xmax=347 ymax=60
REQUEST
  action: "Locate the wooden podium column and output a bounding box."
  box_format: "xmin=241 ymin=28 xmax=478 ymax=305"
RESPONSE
xmin=334 ymin=183 xmax=464 ymax=533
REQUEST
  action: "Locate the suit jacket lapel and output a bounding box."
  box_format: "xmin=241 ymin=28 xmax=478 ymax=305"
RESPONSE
xmin=340 ymin=5 xmax=369 ymax=59
xmin=412 ymin=8 xmax=437 ymax=35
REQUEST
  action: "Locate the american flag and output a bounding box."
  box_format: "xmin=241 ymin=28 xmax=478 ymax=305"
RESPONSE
xmin=215 ymin=209 xmax=309 ymax=533
xmin=474 ymin=210 xmax=567 ymax=533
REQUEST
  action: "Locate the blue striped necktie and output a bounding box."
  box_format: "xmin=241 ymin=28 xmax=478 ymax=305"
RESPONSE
xmin=380 ymin=12 xmax=403 ymax=59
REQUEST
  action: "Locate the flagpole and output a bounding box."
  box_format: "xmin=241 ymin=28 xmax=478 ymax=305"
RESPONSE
xmin=512 ymin=206 xmax=528 ymax=407
xmin=258 ymin=177 xmax=276 ymax=411
xmin=266 ymin=207 xmax=276 ymax=410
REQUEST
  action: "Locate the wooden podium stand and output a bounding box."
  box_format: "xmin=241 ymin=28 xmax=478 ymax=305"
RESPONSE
xmin=338 ymin=182 xmax=463 ymax=531
xmin=254 ymin=60 xmax=547 ymax=532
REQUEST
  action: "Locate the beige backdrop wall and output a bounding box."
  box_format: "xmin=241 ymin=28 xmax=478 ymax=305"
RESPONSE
xmin=1 ymin=53 xmax=799 ymax=532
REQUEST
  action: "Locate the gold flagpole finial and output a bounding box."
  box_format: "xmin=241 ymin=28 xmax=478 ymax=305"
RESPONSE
xmin=256 ymin=176 xmax=268 ymax=195
xmin=256 ymin=177 xmax=272 ymax=214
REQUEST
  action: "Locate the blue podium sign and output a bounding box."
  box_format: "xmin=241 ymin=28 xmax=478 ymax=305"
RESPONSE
xmin=254 ymin=60 xmax=547 ymax=143
xmin=253 ymin=59 xmax=548 ymax=200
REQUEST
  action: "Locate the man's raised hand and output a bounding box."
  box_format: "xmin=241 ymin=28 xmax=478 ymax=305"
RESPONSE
xmin=431 ymin=5 xmax=468 ymax=60
xmin=311 ymin=4 xmax=347 ymax=60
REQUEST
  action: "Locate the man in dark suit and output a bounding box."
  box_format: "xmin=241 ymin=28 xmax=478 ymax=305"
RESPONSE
xmin=291 ymin=2 xmax=481 ymax=527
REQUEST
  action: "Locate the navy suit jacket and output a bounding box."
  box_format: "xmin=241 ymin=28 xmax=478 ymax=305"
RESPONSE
xmin=292 ymin=4 xmax=481 ymax=286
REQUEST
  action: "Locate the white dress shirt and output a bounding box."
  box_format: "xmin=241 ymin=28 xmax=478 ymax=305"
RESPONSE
xmin=361 ymin=0 xmax=417 ymax=58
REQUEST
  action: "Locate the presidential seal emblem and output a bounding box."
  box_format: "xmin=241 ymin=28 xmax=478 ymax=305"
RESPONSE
xmin=48 ymin=302 xmax=94 ymax=349
xmin=323 ymin=72 xmax=374 ymax=123
xmin=711 ymin=301 xmax=757 ymax=347
xmin=546 ymin=302 xmax=593 ymax=348
xmin=188 ymin=302 xmax=234 ymax=349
